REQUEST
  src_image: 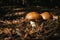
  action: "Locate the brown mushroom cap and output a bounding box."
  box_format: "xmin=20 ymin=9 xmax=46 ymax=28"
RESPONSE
xmin=25 ymin=12 xmax=41 ymax=20
xmin=40 ymin=12 xmax=51 ymax=20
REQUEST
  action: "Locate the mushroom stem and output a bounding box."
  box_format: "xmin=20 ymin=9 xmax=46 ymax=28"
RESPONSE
xmin=30 ymin=21 xmax=36 ymax=28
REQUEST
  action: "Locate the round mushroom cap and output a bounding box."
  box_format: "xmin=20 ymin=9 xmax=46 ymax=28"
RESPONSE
xmin=25 ymin=12 xmax=41 ymax=20
xmin=40 ymin=12 xmax=51 ymax=20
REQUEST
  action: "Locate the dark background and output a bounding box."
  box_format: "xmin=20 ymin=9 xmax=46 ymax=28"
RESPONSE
xmin=0 ymin=0 xmax=60 ymax=7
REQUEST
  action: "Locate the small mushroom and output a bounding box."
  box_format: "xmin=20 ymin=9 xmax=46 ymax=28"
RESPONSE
xmin=53 ymin=15 xmax=58 ymax=20
xmin=40 ymin=12 xmax=51 ymax=20
xmin=25 ymin=12 xmax=41 ymax=20
xmin=25 ymin=12 xmax=42 ymax=27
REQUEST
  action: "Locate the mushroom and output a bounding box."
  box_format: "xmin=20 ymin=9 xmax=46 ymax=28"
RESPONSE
xmin=52 ymin=15 xmax=58 ymax=20
xmin=40 ymin=12 xmax=51 ymax=20
xmin=25 ymin=12 xmax=41 ymax=20
xmin=40 ymin=12 xmax=58 ymax=20
xmin=25 ymin=12 xmax=42 ymax=28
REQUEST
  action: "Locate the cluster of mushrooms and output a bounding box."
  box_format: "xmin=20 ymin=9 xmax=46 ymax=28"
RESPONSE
xmin=25 ymin=11 xmax=58 ymax=28
xmin=25 ymin=11 xmax=58 ymax=20
xmin=22 ymin=11 xmax=59 ymax=39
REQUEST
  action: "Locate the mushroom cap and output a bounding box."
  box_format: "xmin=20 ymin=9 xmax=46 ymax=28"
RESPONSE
xmin=40 ymin=12 xmax=51 ymax=20
xmin=25 ymin=12 xmax=41 ymax=20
